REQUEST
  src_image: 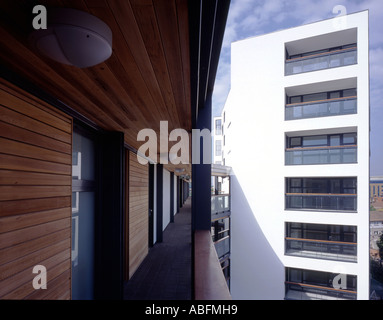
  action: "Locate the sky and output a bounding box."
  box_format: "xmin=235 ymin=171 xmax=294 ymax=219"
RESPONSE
xmin=212 ymin=0 xmax=383 ymax=176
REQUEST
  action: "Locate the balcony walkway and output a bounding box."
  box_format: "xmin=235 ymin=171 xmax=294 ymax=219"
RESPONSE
xmin=123 ymin=198 xmax=192 ymax=300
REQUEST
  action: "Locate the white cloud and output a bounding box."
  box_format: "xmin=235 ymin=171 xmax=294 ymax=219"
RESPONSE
xmin=369 ymin=47 xmax=383 ymax=110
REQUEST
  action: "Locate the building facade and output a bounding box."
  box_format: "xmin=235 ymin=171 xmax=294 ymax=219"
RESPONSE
xmin=222 ymin=11 xmax=370 ymax=300
xmin=370 ymin=176 xmax=383 ymax=202
xmin=213 ymin=117 xmax=224 ymax=165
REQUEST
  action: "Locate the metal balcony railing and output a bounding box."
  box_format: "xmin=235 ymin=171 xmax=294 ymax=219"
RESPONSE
xmin=285 ymin=96 xmax=357 ymax=120
xmin=211 ymin=194 xmax=230 ymax=215
xmin=285 ymin=145 xmax=357 ymax=165
xmin=285 ymin=237 xmax=357 ymax=262
xmin=285 ymin=281 xmax=357 ymax=300
xmin=285 ymin=193 xmax=357 ymax=211
xmin=214 ymin=236 xmax=230 ymax=259
xmin=285 ymin=46 xmax=357 ymax=75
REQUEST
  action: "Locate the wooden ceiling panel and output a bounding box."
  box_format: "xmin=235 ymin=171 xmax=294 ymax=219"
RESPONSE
xmin=129 ymin=0 xmax=180 ymax=129
xmin=153 ymin=0 xmax=190 ymax=130
xmin=105 ymin=1 xmax=169 ymax=124
xmin=0 ymin=0 xmax=192 ymax=173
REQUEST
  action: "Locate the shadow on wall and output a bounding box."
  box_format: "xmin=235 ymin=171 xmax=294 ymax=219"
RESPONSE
xmin=230 ymin=174 xmax=285 ymax=300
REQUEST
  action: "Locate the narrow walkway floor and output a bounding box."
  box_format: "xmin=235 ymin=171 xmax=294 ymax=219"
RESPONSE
xmin=124 ymin=198 xmax=192 ymax=300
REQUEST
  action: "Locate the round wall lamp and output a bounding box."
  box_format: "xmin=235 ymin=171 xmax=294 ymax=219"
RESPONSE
xmin=29 ymin=8 xmax=112 ymax=68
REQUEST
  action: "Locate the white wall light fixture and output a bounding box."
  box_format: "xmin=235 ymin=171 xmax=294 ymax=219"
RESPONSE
xmin=29 ymin=8 xmax=112 ymax=68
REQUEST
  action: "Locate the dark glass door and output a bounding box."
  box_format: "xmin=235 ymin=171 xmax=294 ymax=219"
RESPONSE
xmin=71 ymin=128 xmax=96 ymax=300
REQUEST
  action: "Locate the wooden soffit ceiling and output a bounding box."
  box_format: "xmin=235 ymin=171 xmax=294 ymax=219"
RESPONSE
xmin=0 ymin=0 xmax=192 ymax=174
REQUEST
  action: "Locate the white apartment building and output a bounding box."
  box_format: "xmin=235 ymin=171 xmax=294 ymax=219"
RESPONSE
xmin=221 ymin=11 xmax=370 ymax=300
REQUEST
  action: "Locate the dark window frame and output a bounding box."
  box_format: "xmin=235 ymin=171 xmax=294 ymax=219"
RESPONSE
xmin=286 ymin=222 xmax=357 ymax=243
xmin=286 ymin=133 xmax=357 ymax=149
xmin=288 ymin=88 xmax=357 ymax=105
xmin=286 ymin=177 xmax=357 ymax=194
xmin=285 ymin=43 xmax=357 ymax=61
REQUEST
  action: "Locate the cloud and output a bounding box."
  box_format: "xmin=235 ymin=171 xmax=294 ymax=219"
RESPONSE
xmin=212 ymin=59 xmax=231 ymax=117
xmin=369 ymin=47 xmax=383 ymax=111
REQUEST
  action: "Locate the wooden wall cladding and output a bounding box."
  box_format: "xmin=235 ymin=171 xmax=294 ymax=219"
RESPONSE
xmin=127 ymin=151 xmax=149 ymax=279
xmin=0 ymin=80 xmax=72 ymax=299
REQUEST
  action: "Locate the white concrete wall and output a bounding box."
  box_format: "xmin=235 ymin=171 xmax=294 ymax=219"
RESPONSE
xmin=225 ymin=11 xmax=369 ymax=300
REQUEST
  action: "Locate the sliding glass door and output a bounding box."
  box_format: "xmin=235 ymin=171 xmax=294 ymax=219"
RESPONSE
xmin=71 ymin=128 xmax=96 ymax=300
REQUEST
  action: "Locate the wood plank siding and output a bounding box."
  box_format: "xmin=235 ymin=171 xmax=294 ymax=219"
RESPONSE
xmin=0 ymin=80 xmax=72 ymax=299
xmin=127 ymin=151 xmax=149 ymax=279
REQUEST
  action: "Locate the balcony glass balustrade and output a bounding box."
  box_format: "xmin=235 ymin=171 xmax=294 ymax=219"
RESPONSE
xmin=285 ymin=281 xmax=357 ymax=300
xmin=285 ymin=238 xmax=357 ymax=262
xmin=285 ymin=46 xmax=357 ymax=75
xmin=285 ymin=145 xmax=357 ymax=165
xmin=285 ymin=193 xmax=357 ymax=211
xmin=285 ymin=268 xmax=357 ymax=300
xmin=211 ymin=168 xmax=231 ymax=291
xmin=215 ymin=236 xmax=230 ymax=259
xmin=285 ymin=96 xmax=357 ymax=120
xmin=211 ymin=194 xmax=230 ymax=215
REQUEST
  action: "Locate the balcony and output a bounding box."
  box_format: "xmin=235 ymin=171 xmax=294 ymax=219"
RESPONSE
xmin=211 ymin=164 xmax=232 ymax=289
xmin=211 ymin=194 xmax=230 ymax=215
xmin=285 ymin=222 xmax=357 ymax=262
xmin=286 ymin=177 xmax=357 ymax=212
xmin=285 ymin=45 xmax=357 ymax=75
xmin=285 ymin=281 xmax=357 ymax=300
xmin=285 ymin=268 xmax=357 ymax=300
xmin=285 ymin=96 xmax=357 ymax=120
xmin=285 ymin=193 xmax=357 ymax=211
xmin=212 ymin=215 xmax=230 ymax=260
xmin=285 ymin=238 xmax=357 ymax=262
xmin=285 ymin=145 xmax=357 ymax=165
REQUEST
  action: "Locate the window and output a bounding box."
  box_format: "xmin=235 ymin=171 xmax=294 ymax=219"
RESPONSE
xmin=285 ymin=43 xmax=357 ymax=75
xmin=343 ymin=88 xmax=357 ymax=97
xmin=290 ymin=96 xmax=302 ymax=104
xmin=286 ymin=177 xmax=357 ymax=194
xmin=330 ymin=135 xmax=341 ymax=146
xmin=302 ymin=92 xmax=327 ymax=103
xmin=287 ymin=133 xmax=357 ymax=149
xmin=72 ymin=127 xmax=97 ymax=300
xmin=288 ymin=88 xmax=357 ymax=105
xmin=285 ymin=177 xmax=357 ymax=211
xmin=302 ymin=135 xmax=327 ymax=147
xmin=343 ymin=133 xmax=357 ymax=145
xmin=329 ymin=91 xmax=341 ymax=99
xmin=215 ymin=140 xmax=222 ymax=156
xmin=286 ymin=222 xmax=357 ymax=243
xmin=290 ymin=137 xmax=302 ymax=148
xmin=215 ymin=119 xmax=222 ymax=135
xmin=286 ymin=133 xmax=358 ymax=165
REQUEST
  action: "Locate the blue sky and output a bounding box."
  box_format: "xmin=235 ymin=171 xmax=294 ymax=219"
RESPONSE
xmin=212 ymin=0 xmax=383 ymax=176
